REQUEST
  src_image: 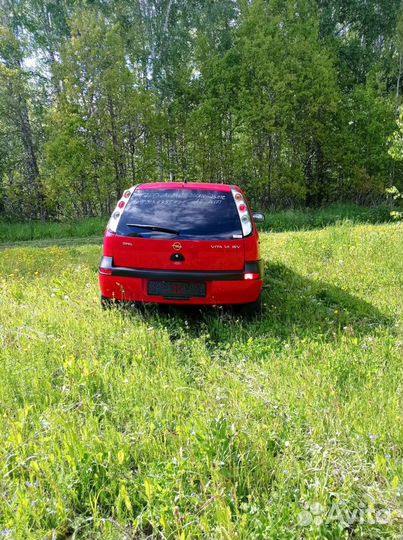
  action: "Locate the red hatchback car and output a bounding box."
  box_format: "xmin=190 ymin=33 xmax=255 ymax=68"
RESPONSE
xmin=99 ymin=182 xmax=264 ymax=314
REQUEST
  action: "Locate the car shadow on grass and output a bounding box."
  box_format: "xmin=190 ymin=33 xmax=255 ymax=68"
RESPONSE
xmin=117 ymin=262 xmax=391 ymax=346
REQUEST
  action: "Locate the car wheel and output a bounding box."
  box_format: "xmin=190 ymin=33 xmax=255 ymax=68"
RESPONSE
xmin=238 ymin=294 xmax=262 ymax=318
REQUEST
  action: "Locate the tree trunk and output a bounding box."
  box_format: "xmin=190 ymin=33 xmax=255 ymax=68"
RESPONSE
xmin=107 ymin=95 xmax=125 ymax=195
xmin=17 ymin=91 xmax=43 ymax=217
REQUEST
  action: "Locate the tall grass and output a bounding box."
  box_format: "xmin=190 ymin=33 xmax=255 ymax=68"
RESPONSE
xmin=261 ymin=203 xmax=391 ymax=232
xmin=0 ymin=222 xmax=402 ymax=539
xmin=0 ymin=217 xmax=106 ymax=243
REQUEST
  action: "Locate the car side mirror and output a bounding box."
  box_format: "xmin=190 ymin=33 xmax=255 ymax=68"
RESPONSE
xmin=252 ymin=212 xmax=265 ymax=223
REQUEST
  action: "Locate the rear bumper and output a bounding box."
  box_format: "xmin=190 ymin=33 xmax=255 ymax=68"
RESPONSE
xmin=99 ymin=258 xmax=263 ymax=305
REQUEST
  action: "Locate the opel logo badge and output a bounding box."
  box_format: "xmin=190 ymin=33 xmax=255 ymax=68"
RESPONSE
xmin=172 ymin=242 xmax=182 ymax=251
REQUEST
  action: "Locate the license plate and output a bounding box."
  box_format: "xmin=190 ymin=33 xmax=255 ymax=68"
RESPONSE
xmin=147 ymin=281 xmax=206 ymax=299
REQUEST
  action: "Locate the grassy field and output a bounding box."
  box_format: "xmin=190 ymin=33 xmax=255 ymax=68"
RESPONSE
xmin=0 ymin=222 xmax=402 ymax=539
xmin=0 ymin=203 xmax=392 ymax=243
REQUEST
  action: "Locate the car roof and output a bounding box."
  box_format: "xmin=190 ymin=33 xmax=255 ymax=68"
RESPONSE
xmin=137 ymin=182 xmax=237 ymax=192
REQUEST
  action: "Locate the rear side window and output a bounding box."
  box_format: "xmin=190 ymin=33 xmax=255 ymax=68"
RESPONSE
xmin=117 ymin=189 xmax=243 ymax=240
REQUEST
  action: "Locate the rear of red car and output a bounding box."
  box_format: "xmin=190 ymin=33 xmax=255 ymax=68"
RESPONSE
xmin=99 ymin=182 xmax=263 ymax=307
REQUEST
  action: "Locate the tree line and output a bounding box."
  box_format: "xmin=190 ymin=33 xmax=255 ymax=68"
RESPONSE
xmin=1 ymin=0 xmax=403 ymax=220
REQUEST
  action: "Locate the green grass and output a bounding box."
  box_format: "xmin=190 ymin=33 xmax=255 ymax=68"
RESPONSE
xmin=261 ymin=203 xmax=392 ymax=232
xmin=1 ymin=222 xmax=402 ymax=539
xmin=0 ymin=217 xmax=105 ymax=243
xmin=0 ymin=203 xmax=392 ymax=243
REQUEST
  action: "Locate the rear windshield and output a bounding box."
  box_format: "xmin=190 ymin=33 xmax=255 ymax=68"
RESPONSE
xmin=117 ymin=188 xmax=243 ymax=240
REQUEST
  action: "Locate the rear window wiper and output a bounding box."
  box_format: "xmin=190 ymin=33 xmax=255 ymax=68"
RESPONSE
xmin=126 ymin=223 xmax=179 ymax=235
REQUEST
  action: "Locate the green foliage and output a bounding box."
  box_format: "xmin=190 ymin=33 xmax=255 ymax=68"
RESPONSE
xmin=233 ymin=0 xmax=340 ymax=205
xmin=0 ymin=25 xmax=42 ymax=217
xmin=386 ymin=111 xmax=403 ymax=219
xmin=334 ymin=77 xmax=397 ymax=203
xmin=44 ymin=10 xmax=157 ymax=218
xmin=0 ymin=0 xmax=403 ymax=217
xmin=389 ymin=111 xmax=403 ymax=161
xmin=386 ymin=186 xmax=403 ymax=220
xmin=0 ymin=222 xmax=402 ymax=538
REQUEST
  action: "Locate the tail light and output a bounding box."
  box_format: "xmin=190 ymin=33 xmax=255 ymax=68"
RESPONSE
xmin=107 ymin=185 xmax=136 ymax=233
xmin=244 ymin=272 xmax=260 ymax=280
xmin=244 ymin=261 xmax=263 ymax=280
xmin=99 ymin=256 xmax=113 ymax=275
xmin=231 ymin=188 xmax=252 ymax=236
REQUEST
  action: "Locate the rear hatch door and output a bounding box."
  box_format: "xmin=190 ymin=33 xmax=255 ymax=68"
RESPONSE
xmin=112 ymin=187 xmax=245 ymax=271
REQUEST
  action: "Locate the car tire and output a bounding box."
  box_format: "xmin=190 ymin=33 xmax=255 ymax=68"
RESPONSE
xmin=237 ymin=294 xmax=262 ymax=318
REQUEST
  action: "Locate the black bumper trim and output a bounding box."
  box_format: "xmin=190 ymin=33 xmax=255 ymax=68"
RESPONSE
xmin=114 ymin=267 xmax=244 ymax=281
xmin=100 ymin=257 xmax=263 ymax=282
